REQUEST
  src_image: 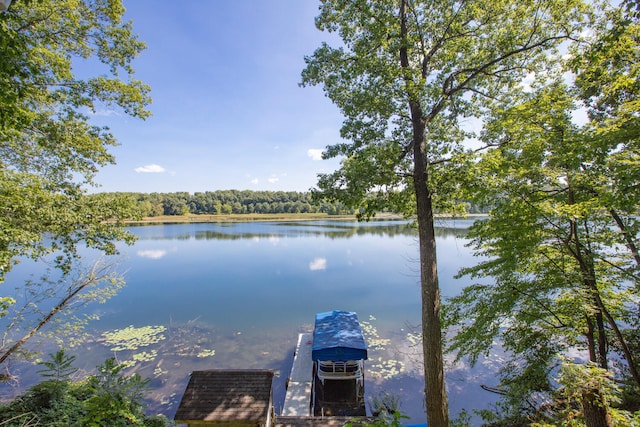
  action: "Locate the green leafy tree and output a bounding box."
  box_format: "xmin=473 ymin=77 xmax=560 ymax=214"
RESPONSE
xmin=301 ymin=1 xmax=588 ymax=424
xmin=548 ymin=361 xmax=638 ymax=427
xmin=568 ymin=0 xmax=640 ymax=272
xmin=444 ymin=3 xmax=639 ymax=420
xmin=0 ymin=0 xmax=149 ymax=364
xmin=446 ymin=82 xmax=638 ymax=426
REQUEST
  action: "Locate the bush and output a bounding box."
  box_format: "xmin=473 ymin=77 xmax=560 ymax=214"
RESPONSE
xmin=0 ymin=350 xmax=172 ymax=427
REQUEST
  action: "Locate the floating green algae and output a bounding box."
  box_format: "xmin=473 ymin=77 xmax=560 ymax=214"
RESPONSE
xmin=360 ymin=315 xmax=406 ymax=379
xmin=196 ymin=349 xmax=216 ymax=358
xmin=99 ymin=322 xmax=219 ymax=372
xmin=119 ymin=350 xmax=159 ymax=368
xmin=370 ymin=357 xmax=406 ymax=379
xmin=361 ymin=316 xmax=391 ymax=351
xmin=102 ymin=325 xmax=167 ymax=351
xmin=153 ymin=366 xmax=168 ymax=377
xmin=133 ymin=350 xmax=158 ymax=362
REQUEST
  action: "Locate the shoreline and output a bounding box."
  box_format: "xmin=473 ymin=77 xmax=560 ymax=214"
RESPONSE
xmin=124 ymin=212 xmax=486 ymax=225
xmin=125 ymin=213 xmax=358 ymax=225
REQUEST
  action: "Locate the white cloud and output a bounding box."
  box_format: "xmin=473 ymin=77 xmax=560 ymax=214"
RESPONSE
xmin=309 ymin=257 xmax=327 ymax=271
xmin=135 ymin=164 xmax=166 ymax=173
xmin=519 ymin=72 xmax=536 ymax=93
xmin=94 ymin=109 xmax=119 ymax=117
xmin=137 ymin=249 xmax=167 ymax=259
xmin=81 ymin=106 xmax=120 ymax=117
xmin=307 ymin=149 xmax=323 ymax=161
xmin=268 ymin=176 xmax=279 ymax=184
xmin=250 ymin=178 xmax=259 ymax=185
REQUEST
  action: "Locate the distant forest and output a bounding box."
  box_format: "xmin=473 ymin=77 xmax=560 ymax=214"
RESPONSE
xmin=104 ymin=190 xmax=489 ymax=217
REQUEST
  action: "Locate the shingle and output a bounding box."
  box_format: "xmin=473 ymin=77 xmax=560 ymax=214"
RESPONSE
xmin=174 ymin=369 xmax=274 ymax=423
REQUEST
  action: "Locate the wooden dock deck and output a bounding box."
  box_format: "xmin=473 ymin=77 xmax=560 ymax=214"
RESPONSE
xmin=282 ymin=333 xmax=314 ymax=416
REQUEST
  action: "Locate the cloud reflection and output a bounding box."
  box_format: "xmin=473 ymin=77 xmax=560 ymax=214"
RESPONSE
xmin=309 ymin=257 xmax=327 ymax=271
xmin=137 ymin=249 xmax=168 ymax=260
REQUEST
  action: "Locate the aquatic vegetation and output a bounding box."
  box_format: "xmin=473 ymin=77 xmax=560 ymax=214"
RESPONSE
xmin=119 ymin=351 xmax=159 ymax=368
xmin=102 ymin=325 xmax=167 ymax=351
xmin=196 ymin=349 xmax=216 ymax=358
xmin=160 ymin=392 xmax=178 ymax=406
xmin=368 ymin=337 xmax=392 ymax=351
xmin=406 ymin=332 xmax=421 ymax=347
xmin=120 ymin=360 xmax=136 ymax=368
xmin=153 ymin=366 xmax=168 ymax=377
xmin=361 ymin=317 xmax=391 ymax=352
xmin=370 ymin=357 xmax=406 ymax=379
xmin=100 ymin=325 xmax=167 ymax=369
xmin=359 ymin=316 xmax=407 ymax=379
xmin=133 ymin=350 xmax=158 ymax=362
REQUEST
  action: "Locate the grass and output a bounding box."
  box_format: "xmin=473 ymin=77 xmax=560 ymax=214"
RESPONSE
xmin=126 ymin=213 xmax=359 ymax=224
xmin=125 ymin=212 xmax=479 ymax=225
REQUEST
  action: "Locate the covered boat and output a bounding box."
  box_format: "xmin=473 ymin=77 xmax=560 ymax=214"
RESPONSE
xmin=311 ymin=310 xmax=367 ymax=416
xmin=312 ymin=310 xmax=368 ymax=363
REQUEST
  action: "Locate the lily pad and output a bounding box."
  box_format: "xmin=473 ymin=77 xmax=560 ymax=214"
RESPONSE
xmin=102 ymin=325 xmax=167 ymax=351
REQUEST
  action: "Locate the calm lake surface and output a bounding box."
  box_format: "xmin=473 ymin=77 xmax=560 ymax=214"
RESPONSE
xmin=1 ymin=218 xmax=500 ymax=424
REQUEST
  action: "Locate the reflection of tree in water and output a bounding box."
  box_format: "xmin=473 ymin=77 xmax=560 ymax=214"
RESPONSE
xmin=360 ymin=316 xmax=425 ymax=382
xmin=192 ymin=222 xmax=470 ymax=240
xmin=133 ymin=218 xmax=480 ymax=241
xmin=193 ymin=222 xmax=420 ymax=241
xmin=434 ymin=227 xmax=469 ymax=238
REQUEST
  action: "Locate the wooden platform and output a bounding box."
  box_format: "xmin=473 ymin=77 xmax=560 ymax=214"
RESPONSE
xmin=282 ymin=333 xmax=314 ymax=416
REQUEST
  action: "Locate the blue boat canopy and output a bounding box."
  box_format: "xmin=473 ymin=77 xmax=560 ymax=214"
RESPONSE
xmin=312 ymin=310 xmax=368 ymax=362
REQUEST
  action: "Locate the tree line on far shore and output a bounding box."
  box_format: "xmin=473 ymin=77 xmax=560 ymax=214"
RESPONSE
xmin=103 ymin=190 xmax=490 ymax=217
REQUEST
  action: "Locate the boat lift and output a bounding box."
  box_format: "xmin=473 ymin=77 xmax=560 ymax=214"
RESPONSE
xmin=311 ymin=310 xmax=368 ymax=416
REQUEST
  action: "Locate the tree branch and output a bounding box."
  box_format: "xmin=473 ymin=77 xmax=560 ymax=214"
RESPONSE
xmin=0 ymin=261 xmax=114 ymax=366
xmin=444 ymin=34 xmax=570 ymax=97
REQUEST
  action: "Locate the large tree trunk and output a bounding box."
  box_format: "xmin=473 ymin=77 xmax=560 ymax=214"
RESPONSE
xmin=582 ymin=388 xmax=614 ymax=427
xmin=414 ymin=177 xmax=449 ymax=427
xmin=567 ymin=185 xmax=613 ymax=427
xmin=399 ymin=1 xmax=449 ymax=424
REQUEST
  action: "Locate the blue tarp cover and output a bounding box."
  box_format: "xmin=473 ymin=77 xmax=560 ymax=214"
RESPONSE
xmin=312 ymin=310 xmax=368 ymax=362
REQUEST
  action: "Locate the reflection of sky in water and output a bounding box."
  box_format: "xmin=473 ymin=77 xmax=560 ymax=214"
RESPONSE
xmin=1 ymin=218 xmax=498 ymax=425
xmin=308 ymin=257 xmax=327 ymax=271
xmin=137 ymin=249 xmax=168 ymax=259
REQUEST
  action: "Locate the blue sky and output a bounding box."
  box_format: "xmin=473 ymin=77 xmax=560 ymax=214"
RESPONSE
xmin=91 ymin=1 xmax=343 ymax=194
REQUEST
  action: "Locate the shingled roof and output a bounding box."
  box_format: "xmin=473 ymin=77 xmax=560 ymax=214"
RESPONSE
xmin=174 ymin=369 xmax=274 ymax=424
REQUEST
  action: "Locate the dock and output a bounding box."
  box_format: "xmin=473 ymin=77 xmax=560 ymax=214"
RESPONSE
xmin=282 ymin=333 xmax=314 ymax=416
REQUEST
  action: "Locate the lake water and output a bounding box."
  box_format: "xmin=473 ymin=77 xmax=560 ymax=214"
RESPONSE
xmin=1 ymin=218 xmax=500 ymax=424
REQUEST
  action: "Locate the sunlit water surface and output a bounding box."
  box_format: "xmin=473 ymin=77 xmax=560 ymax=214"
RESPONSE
xmin=1 ymin=218 xmax=501 ymax=424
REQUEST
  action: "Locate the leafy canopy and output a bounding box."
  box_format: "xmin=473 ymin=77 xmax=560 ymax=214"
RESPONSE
xmin=0 ymin=0 xmax=150 ymax=286
xmin=302 ymin=0 xmax=589 ymax=218
xmin=444 ymin=1 xmax=640 ymax=423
